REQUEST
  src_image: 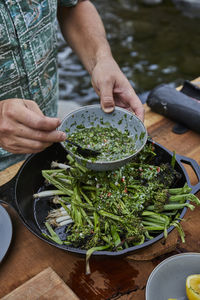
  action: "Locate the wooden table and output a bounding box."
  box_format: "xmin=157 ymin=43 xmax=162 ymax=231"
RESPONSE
xmin=0 ymin=78 xmax=200 ymax=300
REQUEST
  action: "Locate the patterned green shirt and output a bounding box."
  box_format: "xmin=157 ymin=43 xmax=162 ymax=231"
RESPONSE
xmin=0 ymin=0 xmax=79 ymax=170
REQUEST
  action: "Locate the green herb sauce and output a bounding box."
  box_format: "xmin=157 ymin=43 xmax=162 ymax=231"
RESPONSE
xmin=66 ymin=124 xmax=136 ymax=161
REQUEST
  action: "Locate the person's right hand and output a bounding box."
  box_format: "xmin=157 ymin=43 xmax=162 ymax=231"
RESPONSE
xmin=0 ymin=98 xmax=66 ymax=154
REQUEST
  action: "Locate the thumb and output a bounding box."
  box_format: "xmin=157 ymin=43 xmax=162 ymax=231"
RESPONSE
xmin=100 ymin=86 xmax=115 ymax=113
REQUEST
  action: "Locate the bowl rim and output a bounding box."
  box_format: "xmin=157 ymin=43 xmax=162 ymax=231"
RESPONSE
xmin=59 ymin=104 xmax=148 ymax=165
xmin=145 ymin=252 xmax=200 ymax=299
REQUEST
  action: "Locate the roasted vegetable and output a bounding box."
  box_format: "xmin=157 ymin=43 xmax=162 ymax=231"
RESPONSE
xmin=33 ymin=144 xmax=200 ymax=274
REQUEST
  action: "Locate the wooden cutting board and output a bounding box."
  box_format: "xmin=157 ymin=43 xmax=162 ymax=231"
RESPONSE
xmin=1 ymin=267 xmax=79 ymax=300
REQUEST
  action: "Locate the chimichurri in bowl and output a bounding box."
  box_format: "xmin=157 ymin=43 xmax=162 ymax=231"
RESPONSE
xmin=66 ymin=125 xmax=138 ymax=161
xmin=58 ymin=105 xmax=147 ymax=171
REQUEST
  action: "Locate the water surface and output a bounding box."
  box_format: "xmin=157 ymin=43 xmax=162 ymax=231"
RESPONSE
xmin=58 ymin=0 xmax=200 ymax=104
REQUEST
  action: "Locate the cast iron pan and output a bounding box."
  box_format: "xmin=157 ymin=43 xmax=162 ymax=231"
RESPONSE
xmin=0 ymin=141 xmax=200 ymax=256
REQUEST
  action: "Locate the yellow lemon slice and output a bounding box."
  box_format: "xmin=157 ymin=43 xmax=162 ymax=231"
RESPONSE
xmin=186 ymin=274 xmax=200 ymax=300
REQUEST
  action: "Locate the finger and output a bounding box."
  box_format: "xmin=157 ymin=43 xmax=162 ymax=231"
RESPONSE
xmin=134 ymin=105 xmax=145 ymax=122
xmin=15 ymin=124 xmax=66 ymax=143
xmin=23 ymin=100 xmax=44 ymax=116
xmin=114 ymin=87 xmax=145 ymax=121
xmin=1 ymin=100 xmax=60 ymax=131
xmin=13 ymin=107 xmax=61 ymax=131
xmin=91 ymin=79 xmax=100 ymax=96
xmin=1 ymin=137 xmax=52 ymax=154
xmin=5 ymin=99 xmax=61 ymax=130
xmin=99 ymin=84 xmax=115 ymax=113
xmin=128 ymin=91 xmax=145 ymax=121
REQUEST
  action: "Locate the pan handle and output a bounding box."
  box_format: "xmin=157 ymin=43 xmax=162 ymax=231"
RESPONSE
xmin=176 ymin=154 xmax=200 ymax=194
xmin=0 ymin=176 xmax=18 ymax=211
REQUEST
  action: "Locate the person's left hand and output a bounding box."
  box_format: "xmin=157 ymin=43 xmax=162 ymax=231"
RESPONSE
xmin=91 ymin=56 xmax=144 ymax=121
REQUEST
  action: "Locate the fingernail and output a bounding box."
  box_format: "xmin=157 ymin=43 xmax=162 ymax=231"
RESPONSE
xmin=57 ymin=119 xmax=61 ymax=126
xmin=103 ymin=106 xmax=114 ymax=113
xmin=60 ymin=132 xmax=66 ymax=140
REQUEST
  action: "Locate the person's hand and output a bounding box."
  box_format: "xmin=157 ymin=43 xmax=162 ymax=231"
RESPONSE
xmin=0 ymin=99 xmax=66 ymax=154
xmin=91 ymin=56 xmax=144 ymax=121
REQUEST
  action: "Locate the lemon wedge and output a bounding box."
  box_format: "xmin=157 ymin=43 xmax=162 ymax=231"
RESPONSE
xmin=186 ymin=274 xmax=200 ymax=300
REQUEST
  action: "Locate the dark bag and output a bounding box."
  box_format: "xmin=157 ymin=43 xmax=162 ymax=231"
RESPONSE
xmin=146 ymin=81 xmax=200 ymax=134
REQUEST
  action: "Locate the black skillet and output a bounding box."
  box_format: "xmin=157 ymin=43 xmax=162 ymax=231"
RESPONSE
xmin=0 ymin=141 xmax=200 ymax=256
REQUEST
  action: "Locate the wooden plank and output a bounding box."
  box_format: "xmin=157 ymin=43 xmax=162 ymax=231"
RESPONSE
xmin=1 ymin=267 xmax=79 ymax=300
xmin=0 ymin=161 xmax=23 ymax=186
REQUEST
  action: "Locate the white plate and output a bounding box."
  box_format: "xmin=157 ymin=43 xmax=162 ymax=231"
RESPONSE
xmin=146 ymin=253 xmax=200 ymax=300
xmin=0 ymin=204 xmax=13 ymax=262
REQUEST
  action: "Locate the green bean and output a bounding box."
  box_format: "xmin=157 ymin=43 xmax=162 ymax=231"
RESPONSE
xmin=82 ymin=186 xmax=97 ymax=191
xmin=145 ymin=231 xmax=153 ymax=240
xmin=143 ymin=226 xmax=165 ymax=231
xmin=168 ymin=183 xmax=192 ymax=195
xmin=147 ymin=203 xmax=195 ymax=211
xmin=86 ymin=244 xmax=111 ymax=275
xmin=170 ymin=220 xmax=185 ymax=243
xmin=142 ymin=211 xmax=169 ymax=223
xmin=42 ymin=171 xmax=73 ymax=196
xmin=98 ymin=210 xmax=125 ymax=223
xmin=169 ymin=194 xmax=200 ymax=204
xmin=142 ymin=217 xmax=167 ymax=226
xmin=80 ymin=189 xmax=93 ymax=206
xmin=43 ymin=222 xmax=63 ymax=245
xmin=142 ymin=221 xmax=165 ymax=228
xmin=111 ymin=225 xmax=122 ymax=249
xmin=74 ymin=161 xmax=88 ymax=173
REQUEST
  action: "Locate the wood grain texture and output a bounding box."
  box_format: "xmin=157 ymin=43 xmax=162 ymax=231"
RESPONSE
xmin=1 ymin=267 xmax=79 ymax=300
xmin=0 ymin=77 xmax=200 ymax=300
xmin=0 ymin=161 xmax=23 ymax=186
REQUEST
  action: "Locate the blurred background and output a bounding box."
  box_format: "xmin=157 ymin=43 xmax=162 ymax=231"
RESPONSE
xmin=57 ymin=0 xmax=200 ymax=107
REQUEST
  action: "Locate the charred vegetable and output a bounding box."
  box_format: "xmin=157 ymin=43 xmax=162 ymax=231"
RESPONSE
xmin=33 ymin=143 xmax=200 ymax=274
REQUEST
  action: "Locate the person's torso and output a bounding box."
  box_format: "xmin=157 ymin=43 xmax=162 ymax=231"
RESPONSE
xmin=0 ymin=0 xmax=79 ymax=167
xmin=0 ymin=0 xmax=59 ymax=117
